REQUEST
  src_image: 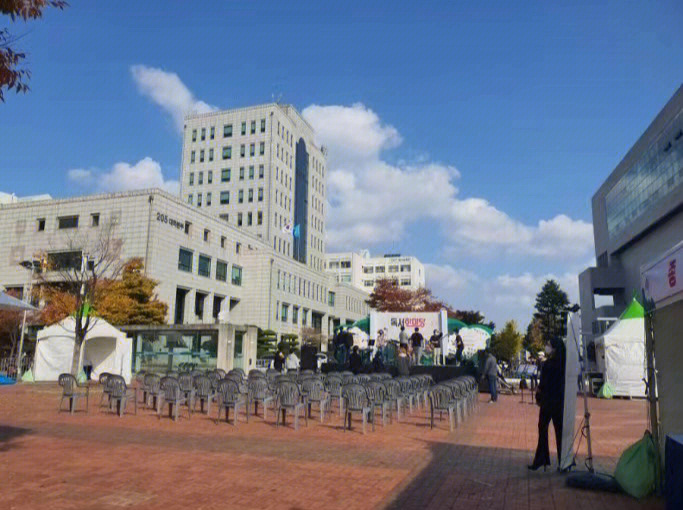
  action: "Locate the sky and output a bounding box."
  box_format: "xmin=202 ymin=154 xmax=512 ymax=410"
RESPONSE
xmin=2 ymin=1 xmax=682 ymax=329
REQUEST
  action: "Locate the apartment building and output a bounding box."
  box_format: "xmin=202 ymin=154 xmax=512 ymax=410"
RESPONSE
xmin=325 ymin=251 xmax=426 ymax=291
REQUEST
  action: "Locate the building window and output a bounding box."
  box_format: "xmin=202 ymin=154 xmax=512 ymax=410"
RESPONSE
xmin=221 ymin=168 xmax=231 ymax=182
xmin=195 ymin=292 xmax=206 ymax=320
xmin=363 ymin=266 xmax=373 ymax=274
xmin=259 ymin=142 xmax=265 ymax=155
xmin=207 ymin=191 xmax=212 ymax=206
xmin=201 ymin=128 xmax=206 ymax=141
xmin=236 ymin=242 xmax=241 ymax=254
xmin=258 ymin=188 xmax=263 ymax=201
xmin=248 ymin=189 xmax=253 ymax=202
xmin=302 ymin=308 xmax=307 ymax=326
xmin=203 ymin=229 xmax=210 ymax=242
xmin=37 ymin=218 xmax=45 ymax=231
xmin=257 ymin=211 xmax=263 ymax=225
xmin=400 ymin=264 xmax=411 ymax=272
xmin=198 ymin=171 xmax=204 ymax=185
xmin=216 ymin=260 xmax=227 ymax=282
xmin=249 ymin=165 xmax=254 ymax=179
xmin=208 ymin=149 xmax=214 ymax=162
xmin=400 ymin=279 xmax=411 ymax=286
xmin=364 ymin=280 xmax=373 ymax=287
xmin=199 ymin=149 xmax=204 ymax=163
xmin=388 ymin=265 xmax=398 ymax=273
xmin=259 ymin=164 xmax=264 ymax=178
xmin=224 ymin=124 xmax=232 ymax=137
xmin=91 ymin=213 xmax=100 ymax=227
xmin=239 ymin=167 xmax=245 ymax=180
xmin=220 ymin=191 xmax=230 ymax=204
xmin=328 ymin=291 xmax=336 ymax=307
xmin=219 ymin=213 xmax=229 ymax=223
xmin=241 ymin=122 xmax=246 ymax=135
xmin=210 ymin=126 xmax=215 ymax=140
xmin=178 ymin=248 xmax=193 ymax=272
xmin=250 ymin=120 xmax=256 ymax=134
xmin=240 ymin=144 xmax=245 ymax=158
xmin=340 ymin=261 xmax=351 ymax=268
xmin=207 ymin=170 xmax=213 ymax=184
xmin=198 ymin=254 xmax=211 ymax=277
xmin=260 ymin=118 xmax=266 ymax=133
xmin=292 ymin=306 xmax=298 ymax=324
xmin=220 ymin=236 xmax=226 ymax=248
xmin=197 ymin=193 xmax=202 ymax=207
xmin=237 ymin=213 xmax=243 ymax=226
xmin=231 ymin=265 xmax=242 ymax=286
xmin=189 ymin=172 xmax=194 ymax=185
xmin=192 ymin=129 xmax=197 ymax=142
xmin=281 ymin=303 xmax=288 ymax=322
xmin=58 ymin=215 xmax=79 ymax=229
xmin=190 ymin=151 xmax=195 ymax=163
xmin=187 ymin=194 xmax=193 ymax=204
xmin=238 ymin=190 xmax=244 ymax=203
xmin=222 ymin=146 xmax=232 ymax=160
xmin=375 ymin=266 xmax=385 ymax=273
xmin=247 ymin=212 xmax=252 ymax=226
xmin=249 ymin=143 xmax=255 ymax=157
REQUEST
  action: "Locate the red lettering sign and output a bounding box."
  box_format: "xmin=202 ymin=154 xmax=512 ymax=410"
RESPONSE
xmin=668 ymin=259 xmax=677 ymax=288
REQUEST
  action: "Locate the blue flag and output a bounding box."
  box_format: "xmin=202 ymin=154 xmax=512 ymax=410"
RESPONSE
xmin=293 ymin=225 xmax=300 ymax=238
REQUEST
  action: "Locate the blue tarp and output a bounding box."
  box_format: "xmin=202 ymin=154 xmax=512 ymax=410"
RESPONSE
xmin=0 ymin=374 xmax=16 ymax=385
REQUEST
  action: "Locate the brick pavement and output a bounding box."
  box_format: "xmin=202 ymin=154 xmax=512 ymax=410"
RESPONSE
xmin=0 ymin=384 xmax=663 ymax=510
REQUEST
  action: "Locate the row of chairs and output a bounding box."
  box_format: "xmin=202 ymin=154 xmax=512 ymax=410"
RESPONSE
xmin=427 ymin=376 xmax=478 ymax=432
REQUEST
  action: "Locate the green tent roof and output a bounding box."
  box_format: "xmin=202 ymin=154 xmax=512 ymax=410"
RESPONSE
xmin=620 ymin=297 xmax=645 ymax=320
xmin=447 ymin=318 xmax=467 ymax=333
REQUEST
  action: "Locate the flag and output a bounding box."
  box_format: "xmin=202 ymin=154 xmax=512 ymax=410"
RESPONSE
xmin=293 ymin=225 xmax=300 ymax=238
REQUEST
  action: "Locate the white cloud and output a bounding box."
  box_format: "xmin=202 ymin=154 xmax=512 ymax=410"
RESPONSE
xmin=130 ymin=65 xmax=216 ymax=131
xmin=68 ymin=157 xmax=179 ymax=195
xmin=303 ymin=102 xmax=593 ymax=259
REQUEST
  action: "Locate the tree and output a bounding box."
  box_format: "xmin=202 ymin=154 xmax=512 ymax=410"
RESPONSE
xmin=278 ymin=334 xmax=299 ymax=356
xmin=368 ymin=278 xmax=448 ymax=312
xmin=490 ymin=320 xmax=522 ymax=362
xmin=96 ymin=258 xmax=167 ymax=325
xmin=533 ymin=279 xmax=570 ymax=343
xmin=257 ymin=329 xmax=277 ymax=358
xmin=523 ymin=317 xmax=545 ymax=356
xmin=37 ymin=220 xmax=126 ymax=375
xmin=1 ymin=1 xmax=68 ymax=101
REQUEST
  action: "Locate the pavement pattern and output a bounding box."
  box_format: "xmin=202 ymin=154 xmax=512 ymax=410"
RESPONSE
xmin=0 ymin=383 xmax=664 ymax=510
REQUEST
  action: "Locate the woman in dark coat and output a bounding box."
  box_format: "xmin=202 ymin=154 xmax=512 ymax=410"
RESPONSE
xmin=529 ymin=336 xmax=566 ymax=471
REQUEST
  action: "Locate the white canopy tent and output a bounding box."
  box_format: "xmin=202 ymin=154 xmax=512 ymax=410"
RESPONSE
xmin=34 ymin=317 xmax=132 ymax=383
xmin=594 ymin=298 xmax=646 ymax=398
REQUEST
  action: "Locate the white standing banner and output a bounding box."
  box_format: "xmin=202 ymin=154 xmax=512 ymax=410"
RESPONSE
xmin=641 ymin=240 xmax=683 ymax=306
xmin=560 ymin=312 xmax=581 ymax=471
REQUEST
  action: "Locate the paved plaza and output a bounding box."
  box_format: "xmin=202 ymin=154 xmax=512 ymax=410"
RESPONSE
xmin=0 ymin=384 xmax=663 ymax=510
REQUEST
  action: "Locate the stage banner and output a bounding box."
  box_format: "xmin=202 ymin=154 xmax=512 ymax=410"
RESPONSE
xmin=560 ymin=311 xmax=581 ymax=471
xmin=641 ymin=240 xmax=683 ymax=306
xmin=370 ymin=311 xmax=443 ymax=343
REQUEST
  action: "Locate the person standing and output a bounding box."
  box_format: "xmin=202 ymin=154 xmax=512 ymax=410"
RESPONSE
xmin=397 ymin=345 xmax=411 ymax=376
xmin=349 ymin=346 xmax=363 ymax=374
xmin=455 ymin=335 xmax=465 ymax=365
xmin=376 ymin=329 xmax=386 ymax=363
xmin=285 ymin=351 xmax=300 ymax=372
xmin=482 ymin=349 xmax=498 ymax=402
xmin=274 ymin=350 xmax=285 ymax=372
xmin=429 ymin=330 xmax=442 ymax=365
xmin=410 ymin=328 xmax=424 ymax=365
xmin=398 ymin=326 xmax=409 ymax=348
xmin=529 ymin=337 xmax=566 ymax=471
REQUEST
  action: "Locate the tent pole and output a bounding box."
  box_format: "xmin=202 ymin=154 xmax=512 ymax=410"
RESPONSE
xmin=644 ymin=311 xmax=662 ymax=492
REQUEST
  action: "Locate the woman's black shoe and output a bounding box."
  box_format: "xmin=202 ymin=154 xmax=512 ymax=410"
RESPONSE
xmin=527 ymin=463 xmax=548 ymax=472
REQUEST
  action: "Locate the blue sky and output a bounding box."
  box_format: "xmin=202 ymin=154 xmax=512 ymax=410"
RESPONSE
xmin=2 ymin=1 xmax=682 ymax=328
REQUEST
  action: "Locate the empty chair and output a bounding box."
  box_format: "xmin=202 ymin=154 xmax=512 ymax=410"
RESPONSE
xmin=369 ymin=374 xmax=385 ymax=382
xmin=274 ymin=381 xmax=307 ymax=430
xmin=98 ymin=372 xmax=112 ymax=407
xmin=428 ymin=384 xmax=457 ymax=431
xmin=357 ymin=374 xmax=371 ymax=384
xmin=190 ymin=369 xmax=204 ymax=379
xmin=143 ymin=373 xmax=162 ymax=409
xmin=215 ymin=368 xmax=227 ymax=379
xmin=366 ymin=381 xmax=392 ymax=427
xmin=342 ymin=384 xmax=373 ymax=434
xmin=58 ymin=373 xmax=89 ymax=414
xmin=166 ymin=371 xmax=179 ymax=379
xmin=178 ymin=373 xmax=195 ymax=408
xmin=324 ymin=375 xmax=344 ymax=416
xmin=247 ymin=377 xmax=274 ymax=420
xmin=396 ymin=377 xmax=416 ymax=413
xmin=193 ymin=374 xmax=215 ymax=414
xmin=215 ymin=379 xmax=246 ymax=426
xmin=301 ymin=378 xmax=330 ymax=423
xmin=158 ymin=376 xmax=189 ymax=422
xmin=229 ymin=368 xmax=246 ymax=379
xmin=382 ymin=379 xmax=405 ymax=422
xmin=106 ymin=374 xmax=137 ymax=417
xmin=248 ymin=369 xmax=265 ymax=379
xmin=225 ymin=372 xmax=248 ymax=397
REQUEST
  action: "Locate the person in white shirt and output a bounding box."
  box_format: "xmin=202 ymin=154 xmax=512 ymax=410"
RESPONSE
xmin=285 ymin=351 xmax=300 ymax=372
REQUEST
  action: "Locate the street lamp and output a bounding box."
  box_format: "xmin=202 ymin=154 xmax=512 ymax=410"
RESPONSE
xmin=16 ymin=259 xmax=40 ymax=379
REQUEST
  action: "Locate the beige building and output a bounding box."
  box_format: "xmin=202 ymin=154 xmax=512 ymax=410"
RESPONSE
xmin=325 ymin=251 xmax=426 ymax=292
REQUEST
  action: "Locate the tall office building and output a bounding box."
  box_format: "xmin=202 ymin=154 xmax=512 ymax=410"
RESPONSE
xmin=325 ymin=251 xmax=426 ymax=291
xmin=180 ymin=104 xmax=327 ymax=272
xmin=579 ymin=85 xmax=683 ymax=359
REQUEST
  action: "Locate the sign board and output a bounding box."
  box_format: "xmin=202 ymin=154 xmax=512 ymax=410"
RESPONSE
xmin=641 ymin=240 xmax=683 ymax=306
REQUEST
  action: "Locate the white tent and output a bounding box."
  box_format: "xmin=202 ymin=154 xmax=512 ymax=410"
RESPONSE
xmin=594 ymin=298 xmax=646 ymax=398
xmin=34 ymin=317 xmax=132 ymax=383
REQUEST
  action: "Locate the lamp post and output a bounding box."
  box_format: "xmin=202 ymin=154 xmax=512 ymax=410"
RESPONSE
xmin=16 ymin=259 xmax=40 ymax=380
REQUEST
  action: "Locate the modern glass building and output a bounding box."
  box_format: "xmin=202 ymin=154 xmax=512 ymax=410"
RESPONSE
xmin=579 ymin=84 xmax=683 ymax=367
